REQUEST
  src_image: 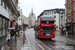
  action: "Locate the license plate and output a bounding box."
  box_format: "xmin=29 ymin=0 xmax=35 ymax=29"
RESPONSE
xmin=46 ymin=33 xmax=50 ymax=36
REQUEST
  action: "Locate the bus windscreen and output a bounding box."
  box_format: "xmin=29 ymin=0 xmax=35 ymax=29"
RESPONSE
xmin=42 ymin=21 xmax=54 ymax=24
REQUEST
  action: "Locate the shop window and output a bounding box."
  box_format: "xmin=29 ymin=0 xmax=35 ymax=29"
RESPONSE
xmin=3 ymin=19 xmax=5 ymax=36
xmin=0 ymin=17 xmax=2 ymax=20
xmin=0 ymin=17 xmax=2 ymax=37
xmin=0 ymin=17 xmax=9 ymax=37
xmin=1 ymin=0 xmax=3 ymax=6
xmin=0 ymin=0 xmax=1 ymax=4
xmin=5 ymin=20 xmax=8 ymax=34
xmin=0 ymin=21 xmax=2 ymax=37
xmin=74 ymin=25 xmax=75 ymax=33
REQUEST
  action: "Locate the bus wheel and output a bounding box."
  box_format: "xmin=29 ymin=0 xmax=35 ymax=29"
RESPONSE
xmin=38 ymin=35 xmax=41 ymax=39
xmin=35 ymin=35 xmax=37 ymax=38
xmin=35 ymin=34 xmax=37 ymax=38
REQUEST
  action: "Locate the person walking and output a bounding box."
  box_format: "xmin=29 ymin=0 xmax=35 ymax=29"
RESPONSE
xmin=10 ymin=29 xmax=15 ymax=43
xmin=6 ymin=30 xmax=11 ymax=43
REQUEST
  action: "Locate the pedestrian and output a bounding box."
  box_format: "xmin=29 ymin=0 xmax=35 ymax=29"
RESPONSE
xmin=6 ymin=30 xmax=11 ymax=44
xmin=10 ymin=29 xmax=15 ymax=43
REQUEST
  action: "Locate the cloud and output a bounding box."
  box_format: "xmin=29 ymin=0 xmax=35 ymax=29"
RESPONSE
xmin=19 ymin=0 xmax=65 ymax=17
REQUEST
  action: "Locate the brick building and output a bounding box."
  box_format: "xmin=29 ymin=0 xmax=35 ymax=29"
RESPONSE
xmin=65 ymin=0 xmax=75 ymax=36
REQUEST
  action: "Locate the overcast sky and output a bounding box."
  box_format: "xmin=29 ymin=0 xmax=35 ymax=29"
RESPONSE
xmin=19 ymin=0 xmax=65 ymax=18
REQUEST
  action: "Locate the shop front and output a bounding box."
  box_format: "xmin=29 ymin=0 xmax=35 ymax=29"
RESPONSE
xmin=73 ymin=23 xmax=75 ymax=36
xmin=66 ymin=23 xmax=74 ymax=36
xmin=0 ymin=14 xmax=9 ymax=46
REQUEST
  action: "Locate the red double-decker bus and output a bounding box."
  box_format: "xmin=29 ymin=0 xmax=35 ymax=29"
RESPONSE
xmin=34 ymin=16 xmax=55 ymax=39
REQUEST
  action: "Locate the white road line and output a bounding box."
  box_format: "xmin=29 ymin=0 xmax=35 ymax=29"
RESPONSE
xmin=27 ymin=35 xmax=37 ymax=50
xmin=36 ymin=39 xmax=52 ymax=50
xmin=25 ymin=31 xmax=37 ymax=50
xmin=35 ymin=41 xmax=45 ymax=50
xmin=25 ymin=32 xmax=32 ymax=50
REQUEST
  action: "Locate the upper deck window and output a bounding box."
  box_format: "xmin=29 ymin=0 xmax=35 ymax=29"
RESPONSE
xmin=42 ymin=21 xmax=54 ymax=24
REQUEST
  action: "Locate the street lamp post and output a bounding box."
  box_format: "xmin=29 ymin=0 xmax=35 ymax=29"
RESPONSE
xmin=59 ymin=9 xmax=60 ymax=35
xmin=23 ymin=20 xmax=24 ymax=31
xmin=23 ymin=20 xmax=25 ymax=45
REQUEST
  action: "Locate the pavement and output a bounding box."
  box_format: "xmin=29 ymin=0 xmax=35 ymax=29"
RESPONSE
xmin=0 ymin=30 xmax=29 ymax=50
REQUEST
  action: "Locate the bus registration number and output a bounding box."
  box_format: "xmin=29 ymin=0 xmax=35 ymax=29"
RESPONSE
xmin=46 ymin=33 xmax=50 ymax=36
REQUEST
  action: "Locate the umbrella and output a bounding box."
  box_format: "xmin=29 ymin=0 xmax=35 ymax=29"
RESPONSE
xmin=8 ymin=27 xmax=15 ymax=30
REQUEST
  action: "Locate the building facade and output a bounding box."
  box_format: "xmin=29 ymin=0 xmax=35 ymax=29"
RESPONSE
xmin=18 ymin=6 xmax=22 ymax=26
xmin=65 ymin=0 xmax=75 ymax=36
xmin=0 ymin=0 xmax=19 ymax=46
xmin=38 ymin=9 xmax=65 ymax=31
xmin=21 ymin=15 xmax=29 ymax=26
xmin=28 ymin=8 xmax=36 ymax=26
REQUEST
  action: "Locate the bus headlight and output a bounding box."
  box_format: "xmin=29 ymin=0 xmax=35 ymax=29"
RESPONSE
xmin=40 ymin=29 xmax=42 ymax=31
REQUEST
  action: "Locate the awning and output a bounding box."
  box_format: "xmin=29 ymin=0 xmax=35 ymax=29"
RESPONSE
xmin=11 ymin=19 xmax=16 ymax=22
xmin=10 ymin=16 xmax=16 ymax=22
xmin=18 ymin=25 xmax=21 ymax=27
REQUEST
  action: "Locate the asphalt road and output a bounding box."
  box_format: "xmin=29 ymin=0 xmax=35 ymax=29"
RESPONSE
xmin=25 ymin=28 xmax=75 ymax=50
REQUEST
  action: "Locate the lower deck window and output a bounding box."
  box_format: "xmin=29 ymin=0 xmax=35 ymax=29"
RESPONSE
xmin=0 ymin=16 xmax=9 ymax=37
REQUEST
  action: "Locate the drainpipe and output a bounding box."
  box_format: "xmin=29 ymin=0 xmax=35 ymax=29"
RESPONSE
xmin=59 ymin=9 xmax=60 ymax=35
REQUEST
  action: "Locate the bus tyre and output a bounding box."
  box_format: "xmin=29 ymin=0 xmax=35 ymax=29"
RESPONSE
xmin=38 ymin=35 xmax=41 ymax=39
xmin=49 ymin=38 xmax=52 ymax=40
xmin=35 ymin=34 xmax=37 ymax=38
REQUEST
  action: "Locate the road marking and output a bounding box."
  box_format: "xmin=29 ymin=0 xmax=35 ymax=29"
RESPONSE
xmin=27 ymin=34 xmax=45 ymax=50
xmin=27 ymin=35 xmax=37 ymax=50
xmin=35 ymin=41 xmax=45 ymax=50
xmin=36 ymin=39 xmax=52 ymax=50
